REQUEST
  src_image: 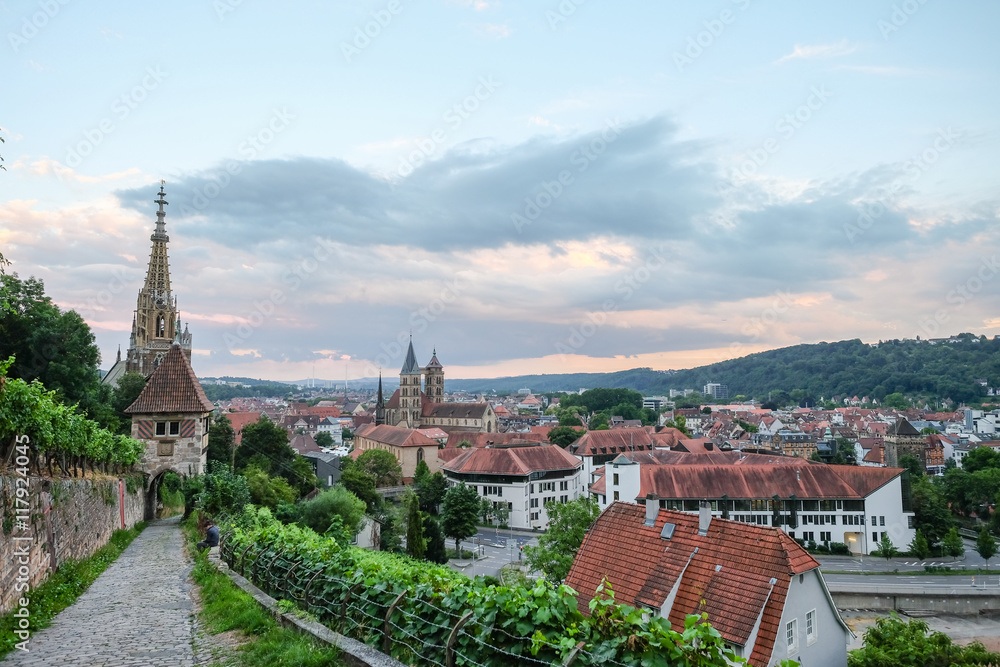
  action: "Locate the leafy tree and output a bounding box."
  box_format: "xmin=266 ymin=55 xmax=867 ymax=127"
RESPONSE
xmin=548 ymin=426 xmax=585 ymax=447
xmin=199 ymin=462 xmax=251 ymax=517
xmin=416 ymin=471 xmax=448 ymax=514
xmin=920 ymin=427 xmax=940 ymax=435
xmin=589 ymin=413 xmax=609 ymax=430
xmin=111 ymin=371 xmax=147 ymax=434
xmin=243 ymin=464 xmax=298 ymax=508
xmin=235 ymin=415 xmax=294 ymax=474
xmin=338 ymin=463 xmax=380 ymax=511
xmin=286 ymin=455 xmax=319 ymax=497
xmin=314 ymin=431 xmax=334 ymax=448
xmin=873 ymin=533 xmax=898 ymax=561
xmin=883 ymin=392 xmax=908 ymax=409
xmin=342 ymin=426 xmax=353 ymax=440
xmin=848 ymin=614 xmax=1000 ymax=666
xmin=0 ymin=273 xmax=108 ymax=421
xmin=908 ymin=530 xmax=930 ymax=561
xmin=299 ymin=485 xmax=366 ymax=538
xmin=942 ymin=527 xmax=965 ymax=559
xmin=911 ymin=476 xmax=952 ymax=549
xmin=413 ymin=459 xmax=431 ymax=486
xmin=898 ymin=453 xmax=924 ymax=478
xmin=406 ymin=494 xmax=425 ymax=559
xmin=976 ymin=527 xmax=997 ymax=567
xmin=441 ymin=482 xmax=480 ymax=553
xmin=963 ymin=446 xmax=1000 ymax=473
xmin=423 ymin=515 xmax=448 ymax=564
xmin=206 ymin=413 xmax=236 ymax=467
xmin=524 ymin=496 xmax=601 ymax=583
xmin=355 ymin=448 xmax=402 ymax=487
xmin=561 ymin=387 xmax=642 ymax=414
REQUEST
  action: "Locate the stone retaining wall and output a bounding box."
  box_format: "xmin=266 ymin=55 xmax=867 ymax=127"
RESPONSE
xmin=0 ymin=474 xmax=145 ymax=615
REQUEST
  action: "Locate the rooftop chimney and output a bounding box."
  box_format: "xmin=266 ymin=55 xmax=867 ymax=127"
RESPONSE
xmin=644 ymin=493 xmax=659 ymax=526
xmin=698 ymin=500 xmax=712 ymax=536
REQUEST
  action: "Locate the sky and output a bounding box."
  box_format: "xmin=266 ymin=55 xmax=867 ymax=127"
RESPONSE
xmin=3 ymin=0 xmax=999 ymax=383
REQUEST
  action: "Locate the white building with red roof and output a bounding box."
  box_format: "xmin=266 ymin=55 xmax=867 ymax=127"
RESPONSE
xmin=566 ymin=502 xmax=851 ymax=666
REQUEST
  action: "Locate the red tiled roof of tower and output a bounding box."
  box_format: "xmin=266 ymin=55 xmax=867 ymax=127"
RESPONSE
xmin=124 ymin=344 xmax=214 ymax=414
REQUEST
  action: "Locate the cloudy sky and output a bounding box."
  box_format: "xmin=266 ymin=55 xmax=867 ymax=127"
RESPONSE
xmin=3 ymin=1 xmax=999 ymax=382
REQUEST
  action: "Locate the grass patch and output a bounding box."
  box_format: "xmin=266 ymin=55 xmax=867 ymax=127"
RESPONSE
xmin=0 ymin=522 xmax=146 ymax=659
xmin=183 ymin=514 xmax=340 ymax=667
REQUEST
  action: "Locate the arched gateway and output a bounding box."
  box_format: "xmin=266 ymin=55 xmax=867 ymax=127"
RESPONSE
xmin=124 ymin=343 xmax=213 ymax=519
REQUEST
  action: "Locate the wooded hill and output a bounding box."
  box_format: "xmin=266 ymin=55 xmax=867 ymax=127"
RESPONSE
xmin=445 ymin=334 xmax=1000 ymax=404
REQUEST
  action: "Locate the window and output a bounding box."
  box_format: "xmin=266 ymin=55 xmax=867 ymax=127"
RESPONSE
xmin=820 ymin=531 xmax=831 ymax=542
xmin=155 ymin=422 xmax=166 ymax=436
xmin=786 ymin=619 xmax=797 ymax=652
xmin=806 ymin=609 xmax=817 ymax=645
xmin=612 ymin=474 xmax=619 ymax=485
xmin=614 ymin=491 xmax=620 ymax=501
xmin=530 ymin=512 xmax=539 ymax=521
xmin=880 ymin=516 xmax=885 ymax=526
xmin=541 ymin=482 xmax=555 ymax=492
xmin=530 ymin=498 xmax=538 ymax=508
xmin=560 ymin=481 xmax=568 ymax=491
xmin=168 ymin=421 xmax=180 ymax=436
xmin=873 ymin=532 xmax=879 ymax=543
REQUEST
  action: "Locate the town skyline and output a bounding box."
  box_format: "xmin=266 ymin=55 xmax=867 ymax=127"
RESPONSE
xmin=4 ymin=1 xmax=999 ymax=382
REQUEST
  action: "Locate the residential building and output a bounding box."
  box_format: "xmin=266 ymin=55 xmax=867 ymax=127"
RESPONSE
xmin=441 ymin=443 xmax=584 ymax=529
xmin=703 ymin=383 xmax=729 ymax=400
xmin=566 ymin=427 xmax=685 ymax=481
xmin=772 ymin=430 xmax=819 ymax=459
xmin=565 ymin=502 xmax=851 ymax=666
xmin=352 ymin=423 xmax=441 ymax=480
xmin=590 ymin=450 xmax=914 ymax=554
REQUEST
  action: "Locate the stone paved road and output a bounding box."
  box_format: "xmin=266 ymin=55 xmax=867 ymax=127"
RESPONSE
xmin=5 ymin=516 xmax=216 ymax=666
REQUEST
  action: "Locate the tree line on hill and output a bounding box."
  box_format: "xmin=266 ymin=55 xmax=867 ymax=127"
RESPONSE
xmin=448 ymin=336 xmax=1000 ymax=407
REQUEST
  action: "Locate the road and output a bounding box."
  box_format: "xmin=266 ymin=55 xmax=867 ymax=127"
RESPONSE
xmin=446 ymin=528 xmax=539 ymax=579
xmin=824 ymin=573 xmax=1000 ymax=590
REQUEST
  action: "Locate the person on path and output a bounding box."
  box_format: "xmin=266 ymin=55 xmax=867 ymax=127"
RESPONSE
xmin=197 ymin=520 xmax=219 ymax=551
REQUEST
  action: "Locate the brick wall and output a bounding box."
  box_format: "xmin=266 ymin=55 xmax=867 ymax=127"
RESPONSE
xmin=0 ymin=474 xmax=145 ymax=615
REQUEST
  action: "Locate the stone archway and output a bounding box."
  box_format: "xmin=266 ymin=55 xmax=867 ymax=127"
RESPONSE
xmin=145 ymin=465 xmax=183 ymax=521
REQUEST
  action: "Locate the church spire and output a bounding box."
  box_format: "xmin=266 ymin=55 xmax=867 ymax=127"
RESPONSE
xmin=375 ymin=372 xmax=386 ymax=425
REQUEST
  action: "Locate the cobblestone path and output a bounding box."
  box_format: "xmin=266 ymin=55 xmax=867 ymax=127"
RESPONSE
xmin=5 ymin=517 xmax=218 ymax=666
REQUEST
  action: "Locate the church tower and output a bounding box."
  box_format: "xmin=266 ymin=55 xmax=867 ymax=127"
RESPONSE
xmin=398 ymin=337 xmax=422 ymax=426
xmin=126 ymin=183 xmax=193 ymax=377
xmin=375 ymin=372 xmax=386 ymax=426
xmin=424 ymin=348 xmax=444 ymax=404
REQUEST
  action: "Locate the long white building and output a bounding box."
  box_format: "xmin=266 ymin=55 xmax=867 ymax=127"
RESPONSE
xmin=590 ymin=449 xmax=914 ymax=555
xmin=441 ymin=443 xmax=584 ymax=529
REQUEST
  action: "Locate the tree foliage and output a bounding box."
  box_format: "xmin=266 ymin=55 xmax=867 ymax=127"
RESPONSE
xmin=242 ymin=464 xmax=298 ymax=508
xmin=942 ymin=527 xmax=965 ymax=559
xmin=909 ymin=530 xmax=930 ymax=561
xmin=416 ymin=471 xmax=448 ymax=514
xmin=441 ymin=482 xmax=480 ymax=552
xmin=548 ymin=425 xmax=585 ymax=447
xmin=405 ymin=495 xmax=426 ymax=560
xmin=355 ymin=448 xmax=403 ymax=487
xmin=872 ymin=533 xmax=898 ymax=561
xmin=976 ymin=527 xmax=997 ymax=566
xmin=199 ymin=462 xmax=252 ymax=517
xmin=423 ymin=514 xmax=448 ymax=564
xmin=524 ymin=496 xmax=602 ymax=583
xmin=299 ymin=485 xmax=366 ymax=539
xmin=562 ymin=388 xmax=643 ymax=414
xmin=848 ymin=614 xmax=1000 ymax=666
xmin=206 ymin=413 xmax=236 ymax=466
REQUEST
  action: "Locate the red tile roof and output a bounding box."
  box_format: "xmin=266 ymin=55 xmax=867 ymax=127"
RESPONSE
xmin=442 ymin=444 xmax=582 ymax=477
xmin=354 ymin=423 xmax=438 ymax=448
xmin=289 ymin=433 xmax=321 ymax=455
xmin=124 ymin=344 xmax=214 ymax=414
xmin=443 ymin=431 xmax=547 ymax=449
xmin=569 ymin=427 xmax=685 ymax=457
xmin=221 ymin=411 xmax=263 ymax=444
xmin=565 ymin=502 xmax=819 ymax=666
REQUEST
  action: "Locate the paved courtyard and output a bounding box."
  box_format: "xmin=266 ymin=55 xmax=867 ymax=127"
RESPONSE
xmin=5 ymin=517 xmax=218 ymax=666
